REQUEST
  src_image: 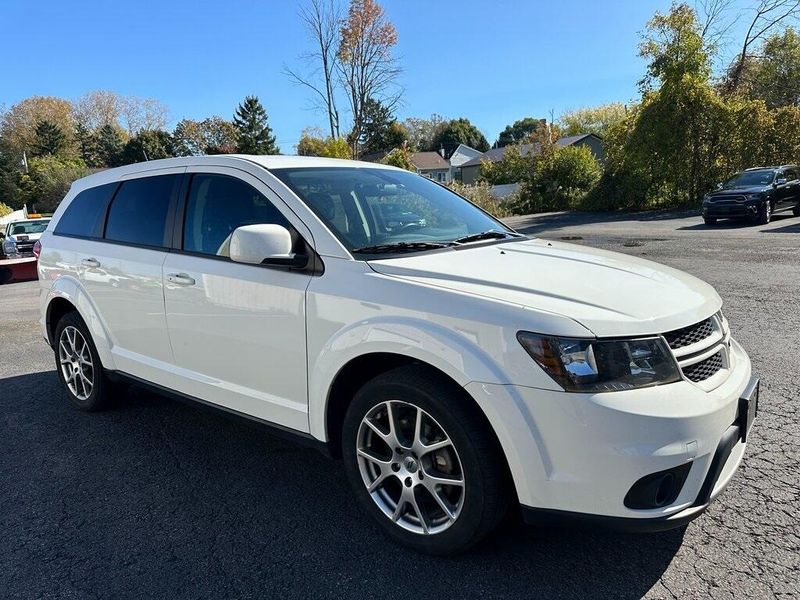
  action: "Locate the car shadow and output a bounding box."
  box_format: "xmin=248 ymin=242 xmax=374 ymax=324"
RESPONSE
xmin=677 ymin=213 xmax=797 ymax=232
xmin=2 ymin=370 xmax=685 ymax=599
xmin=508 ymin=209 xmax=699 ymax=236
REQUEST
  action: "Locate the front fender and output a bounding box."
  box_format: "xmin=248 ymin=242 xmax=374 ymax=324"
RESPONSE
xmin=43 ymin=275 xmax=117 ymax=370
xmin=308 ymin=316 xmax=512 ymax=441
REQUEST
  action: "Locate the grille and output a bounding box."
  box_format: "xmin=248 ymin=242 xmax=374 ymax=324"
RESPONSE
xmin=663 ymin=319 xmax=714 ymax=350
xmin=682 ymin=352 xmax=724 ymax=382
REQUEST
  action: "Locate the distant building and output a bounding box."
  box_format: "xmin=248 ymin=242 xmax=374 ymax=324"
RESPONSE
xmin=448 ymin=144 xmax=484 ymax=182
xmin=410 ymin=151 xmax=451 ymax=183
xmin=459 ymin=133 xmax=605 ymax=184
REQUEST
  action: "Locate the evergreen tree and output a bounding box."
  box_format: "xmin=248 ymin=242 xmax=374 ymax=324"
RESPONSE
xmin=120 ymin=130 xmax=175 ymax=165
xmin=32 ymin=120 xmax=67 ymax=157
xmin=358 ymin=98 xmax=408 ymax=157
xmin=75 ymin=123 xmax=102 ymax=167
xmin=233 ymin=96 xmax=279 ymax=154
xmin=96 ymin=124 xmax=125 ymax=167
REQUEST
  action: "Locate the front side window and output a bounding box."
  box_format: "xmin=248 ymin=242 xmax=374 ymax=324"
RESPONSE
xmin=183 ymin=174 xmax=291 ymax=257
xmin=105 ymin=175 xmax=180 ymax=248
xmin=55 ymin=182 xmax=117 ymax=238
xmin=273 ymin=167 xmax=511 ymax=254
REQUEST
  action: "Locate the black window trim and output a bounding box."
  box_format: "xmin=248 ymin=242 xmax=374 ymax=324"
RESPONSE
xmin=171 ymin=171 xmax=323 ymax=275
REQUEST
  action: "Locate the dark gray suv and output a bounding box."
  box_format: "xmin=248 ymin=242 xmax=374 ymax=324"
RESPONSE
xmin=702 ymin=165 xmax=800 ymax=225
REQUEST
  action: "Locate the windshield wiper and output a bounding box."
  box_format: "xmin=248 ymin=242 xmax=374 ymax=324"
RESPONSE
xmin=352 ymin=241 xmax=455 ymax=254
xmin=452 ymin=230 xmax=520 ymax=244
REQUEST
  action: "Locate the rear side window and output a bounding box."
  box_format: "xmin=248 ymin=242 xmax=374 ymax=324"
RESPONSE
xmin=183 ymin=174 xmax=291 ymax=257
xmin=105 ymin=175 xmax=181 ymax=248
xmin=54 ymin=183 xmax=117 ymax=238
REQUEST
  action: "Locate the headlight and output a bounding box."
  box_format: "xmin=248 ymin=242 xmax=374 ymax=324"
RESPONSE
xmin=746 ymin=193 xmax=762 ymax=201
xmin=2 ymin=239 xmax=17 ymax=255
xmin=517 ymin=332 xmax=681 ymax=392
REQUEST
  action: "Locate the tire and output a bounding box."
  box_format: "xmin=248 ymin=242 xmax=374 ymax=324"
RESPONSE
xmin=53 ymin=311 xmax=117 ymax=411
xmin=703 ymin=217 xmax=717 ymax=226
xmin=341 ymin=365 xmax=510 ymax=555
xmin=793 ymin=203 xmax=800 ymax=217
xmin=756 ymin=201 xmax=772 ymax=225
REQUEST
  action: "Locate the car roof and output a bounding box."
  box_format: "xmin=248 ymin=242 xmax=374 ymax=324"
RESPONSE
xmin=69 ymin=155 xmax=402 ymax=192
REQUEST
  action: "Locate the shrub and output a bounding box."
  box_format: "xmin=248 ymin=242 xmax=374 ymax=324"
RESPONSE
xmin=380 ymin=147 xmax=415 ymax=171
xmin=449 ymin=181 xmax=513 ymax=218
xmin=0 ymin=201 xmax=12 ymax=217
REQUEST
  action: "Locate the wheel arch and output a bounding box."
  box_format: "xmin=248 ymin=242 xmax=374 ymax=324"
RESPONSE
xmin=44 ymin=278 xmax=116 ymax=370
xmin=322 ymin=352 xmax=519 ymax=503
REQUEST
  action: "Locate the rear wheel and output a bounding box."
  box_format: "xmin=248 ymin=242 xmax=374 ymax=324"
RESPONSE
xmin=342 ymin=365 xmax=510 ymax=555
xmin=53 ymin=311 xmax=117 ymax=411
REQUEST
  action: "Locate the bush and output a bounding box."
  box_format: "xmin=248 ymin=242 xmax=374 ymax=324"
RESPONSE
xmin=0 ymin=201 xmax=12 ymax=217
xmin=449 ymin=181 xmax=513 ymax=218
xmin=380 ymin=147 xmax=415 ymax=171
xmin=511 ymin=145 xmax=601 ymax=214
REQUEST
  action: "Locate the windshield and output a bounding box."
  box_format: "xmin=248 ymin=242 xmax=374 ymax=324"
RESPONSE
xmin=724 ymin=171 xmax=775 ymax=188
xmin=272 ymin=167 xmax=513 ymax=254
xmin=6 ymin=219 xmax=50 ymax=235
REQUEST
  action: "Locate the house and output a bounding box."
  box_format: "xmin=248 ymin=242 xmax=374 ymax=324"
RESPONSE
xmin=448 ymin=143 xmax=484 ymax=182
xmin=459 ymin=133 xmax=605 ymax=185
xmin=410 ymin=151 xmax=451 ymax=183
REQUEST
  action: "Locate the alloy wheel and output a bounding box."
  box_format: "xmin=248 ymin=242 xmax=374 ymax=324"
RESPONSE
xmin=356 ymin=400 xmax=465 ymax=535
xmin=58 ymin=326 xmax=94 ymax=400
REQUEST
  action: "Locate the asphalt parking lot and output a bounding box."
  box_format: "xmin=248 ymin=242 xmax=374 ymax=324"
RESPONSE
xmin=1 ymin=210 xmax=798 ymax=599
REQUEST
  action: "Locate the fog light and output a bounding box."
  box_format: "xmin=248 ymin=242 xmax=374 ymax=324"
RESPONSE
xmin=624 ymin=463 xmax=692 ymax=510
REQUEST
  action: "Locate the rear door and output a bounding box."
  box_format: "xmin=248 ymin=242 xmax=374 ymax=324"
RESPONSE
xmin=161 ymin=166 xmax=314 ymax=431
xmin=79 ymin=169 xmax=184 ymax=381
xmin=783 ymin=168 xmax=800 ymax=208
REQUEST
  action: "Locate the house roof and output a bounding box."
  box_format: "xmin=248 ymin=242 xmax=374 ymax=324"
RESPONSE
xmin=460 ymin=133 xmax=602 ymax=168
xmin=411 ymin=151 xmax=449 ymax=171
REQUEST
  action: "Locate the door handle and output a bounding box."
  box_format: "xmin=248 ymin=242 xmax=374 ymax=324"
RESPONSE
xmin=81 ymin=258 xmax=100 ymax=268
xmin=166 ymin=273 xmax=196 ymax=286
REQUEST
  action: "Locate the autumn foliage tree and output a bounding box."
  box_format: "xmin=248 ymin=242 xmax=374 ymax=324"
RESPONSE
xmin=338 ymin=0 xmax=401 ymax=157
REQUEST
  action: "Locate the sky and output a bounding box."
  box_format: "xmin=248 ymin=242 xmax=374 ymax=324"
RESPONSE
xmin=1 ymin=0 xmax=696 ymax=153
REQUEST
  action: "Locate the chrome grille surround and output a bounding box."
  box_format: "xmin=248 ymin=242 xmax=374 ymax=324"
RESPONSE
xmin=663 ymin=312 xmax=731 ymax=388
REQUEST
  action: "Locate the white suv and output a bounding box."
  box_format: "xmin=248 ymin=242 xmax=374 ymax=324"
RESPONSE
xmin=38 ymin=156 xmax=758 ymax=554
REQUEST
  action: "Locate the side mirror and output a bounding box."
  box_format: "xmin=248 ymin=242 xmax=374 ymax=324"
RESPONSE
xmin=229 ymin=224 xmax=308 ymax=268
xmin=776 ymin=178 xmax=787 ymax=186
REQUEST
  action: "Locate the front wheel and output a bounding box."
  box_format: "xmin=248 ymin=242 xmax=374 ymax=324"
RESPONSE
xmin=756 ymin=201 xmax=772 ymax=225
xmin=793 ymin=203 xmax=800 ymax=217
xmin=342 ymin=365 xmax=510 ymax=555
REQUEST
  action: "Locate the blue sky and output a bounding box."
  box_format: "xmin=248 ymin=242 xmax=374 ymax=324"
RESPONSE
xmin=3 ymin=0 xmax=682 ymax=152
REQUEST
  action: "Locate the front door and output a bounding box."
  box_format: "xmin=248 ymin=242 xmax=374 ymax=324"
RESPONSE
xmin=162 ymin=167 xmax=313 ymax=432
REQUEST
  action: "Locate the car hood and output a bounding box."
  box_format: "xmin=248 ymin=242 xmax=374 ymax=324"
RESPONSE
xmin=707 ymin=185 xmax=766 ymax=196
xmin=367 ymin=238 xmax=721 ymax=337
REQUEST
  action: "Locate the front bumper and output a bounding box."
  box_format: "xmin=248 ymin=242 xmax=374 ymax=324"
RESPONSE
xmin=703 ymin=202 xmax=759 ymax=218
xmin=465 ymin=338 xmax=755 ymax=527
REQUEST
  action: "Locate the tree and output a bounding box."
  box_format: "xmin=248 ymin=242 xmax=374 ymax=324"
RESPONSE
xmin=746 ymin=27 xmax=800 ymax=108
xmin=120 ymin=130 xmax=175 ymax=165
xmin=17 ymin=155 xmax=89 ymax=213
xmin=173 ymin=117 xmax=239 ymax=156
xmin=73 ymin=90 xmax=123 ymax=131
xmin=402 ymin=114 xmax=446 ymax=151
xmin=379 ymin=146 xmax=414 ymax=171
xmin=478 ymin=145 xmax=530 ymax=185
xmin=429 ymin=118 xmax=490 ymax=157
xmin=723 ymin=0 xmax=800 ymax=95
xmin=96 ymin=124 xmax=126 ymax=167
xmin=0 ymin=96 xmax=75 ymax=159
xmin=32 ymin=120 xmax=67 ymax=157
xmin=338 ymin=0 xmax=401 ymax=157
xmin=495 ymin=117 xmax=545 ymax=147
xmin=358 ymin=98 xmax=407 ymax=156
xmin=285 ymin=0 xmax=342 ymax=138
xmin=560 ymin=103 xmax=627 ymax=137
xmin=233 ymin=96 xmax=280 ymax=155
xmin=119 ymin=96 xmax=169 ymax=135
